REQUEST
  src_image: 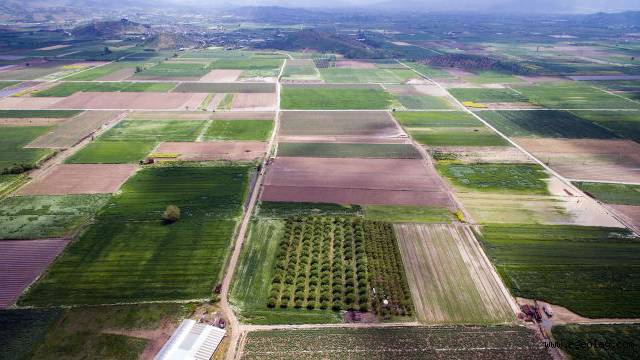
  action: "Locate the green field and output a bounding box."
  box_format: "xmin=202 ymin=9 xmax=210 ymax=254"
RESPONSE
xmin=394 ymin=111 xmax=507 ymax=146
xmin=230 ymin=219 xmax=342 ymax=324
xmin=0 ymin=126 xmax=56 ymax=174
xmin=276 ymin=142 xmax=422 ymax=159
xmin=552 ymin=324 xmax=640 ymax=360
xmin=363 ymin=205 xmax=453 ymax=223
xmin=0 ymin=110 xmax=81 ymax=118
xmin=30 ymin=304 xmax=193 ymax=360
xmin=101 ymin=120 xmax=206 ymax=141
xmin=515 ymin=82 xmax=640 ymax=109
xmin=242 ymin=326 xmax=551 ymax=360
xmin=0 ymin=174 xmax=27 ymax=198
xmin=478 ymin=225 xmax=640 ymax=318
xmin=256 ymin=201 xmax=363 ymax=218
xmin=394 ymin=95 xmax=455 ymax=110
xmin=465 ymin=71 xmax=524 ymax=84
xmin=319 ymin=68 xmax=416 ymax=83
xmin=65 ymin=140 xmax=156 ymax=164
xmin=209 ymin=58 xmax=282 ymax=70
xmin=480 ymin=110 xmax=617 ymax=138
xmin=203 ymin=120 xmax=273 ymax=141
xmin=135 ymin=62 xmax=212 ymax=78
xmin=404 ymin=62 xmax=451 ymax=78
xmin=0 ymin=309 xmax=61 ymax=360
xmin=571 ymin=110 xmax=640 ymax=142
xmin=19 ymin=166 xmax=250 ymax=305
xmin=33 ymin=81 xmax=176 ymax=97
xmin=437 ymin=163 xmax=549 ymax=195
xmin=0 ymin=81 xmax=19 ymax=90
xmin=281 ymin=87 xmax=394 ymax=110
xmin=448 ymin=88 xmax=529 ymax=103
xmin=0 ymin=194 xmax=110 ymax=239
xmin=62 ymin=62 xmax=141 ymax=81
xmin=574 ymin=182 xmax=640 ymax=206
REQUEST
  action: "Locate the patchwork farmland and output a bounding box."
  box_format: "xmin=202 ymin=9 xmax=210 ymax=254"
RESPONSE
xmin=1 ymin=13 xmax=639 ymax=359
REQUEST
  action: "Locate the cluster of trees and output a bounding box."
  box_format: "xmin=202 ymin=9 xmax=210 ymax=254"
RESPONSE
xmin=267 ymin=217 xmax=414 ymax=318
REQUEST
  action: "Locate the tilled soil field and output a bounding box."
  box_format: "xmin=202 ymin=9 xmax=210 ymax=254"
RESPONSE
xmin=0 ymin=97 xmax=63 ymax=110
xmin=279 ymin=111 xmax=403 ymax=138
xmin=231 ymin=93 xmax=277 ymax=111
xmin=0 ymin=238 xmax=69 ymax=308
xmin=394 ymin=223 xmax=516 ymax=324
xmin=261 ymin=157 xmax=454 ymax=207
xmin=18 ymin=164 xmax=137 ymax=195
xmin=26 ymin=111 xmax=122 ymax=149
xmin=514 ymin=138 xmax=640 ymax=182
xmin=48 ymin=92 xmax=207 ymax=110
xmin=200 ymin=69 xmax=243 ymax=82
xmin=154 ymin=141 xmax=266 ymax=161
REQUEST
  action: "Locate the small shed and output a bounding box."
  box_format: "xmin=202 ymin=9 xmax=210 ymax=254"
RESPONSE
xmin=155 ymin=319 xmax=226 ymax=360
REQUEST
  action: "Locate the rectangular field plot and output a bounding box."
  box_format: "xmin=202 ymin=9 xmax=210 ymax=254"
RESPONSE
xmin=514 ymin=138 xmax=640 ymax=183
xmin=0 ymin=239 xmax=69 ymax=308
xmin=209 ymin=58 xmax=283 ymax=70
xmin=32 ymin=82 xmax=176 ymax=97
xmin=19 ymin=166 xmax=250 ymax=305
xmin=65 ymin=140 xmax=156 ymax=164
xmin=279 ymin=111 xmax=403 ymax=139
xmin=480 ymin=110 xmax=617 ymax=138
xmin=26 ymin=111 xmax=122 ymax=149
xmin=133 ymin=62 xmax=211 ymax=80
xmin=571 ymin=110 xmax=640 ymax=143
xmin=172 ymin=82 xmax=276 ymax=93
xmin=319 ymin=68 xmax=417 ymax=83
xmin=0 ymin=126 xmax=55 ymax=173
xmin=552 ymin=324 xmax=640 ymax=360
xmin=449 ymin=88 xmax=529 ymax=103
xmin=203 ymin=120 xmax=273 ymax=141
xmin=0 ymin=309 xmax=61 ymax=358
xmin=0 ymin=194 xmax=109 ymax=239
xmin=282 ymin=59 xmax=319 ymax=81
xmin=49 ymin=92 xmax=207 ymax=110
xmin=17 ymin=164 xmax=137 ymax=196
xmin=394 ymin=111 xmax=507 ymax=146
xmin=241 ymin=326 xmax=551 ymax=360
xmin=281 ymin=85 xmax=394 ymax=110
xmin=277 ymin=142 xmax=421 ymax=159
xmin=230 ymin=93 xmax=277 ymax=111
xmin=154 ymin=141 xmax=266 ymax=161
xmin=62 ymin=62 xmax=141 ymax=81
xmin=478 ymin=225 xmax=640 ymax=318
xmin=437 ymin=163 xmax=550 ymax=195
xmin=262 ymin=157 xmax=454 ymax=208
xmin=394 ymin=224 xmax=515 ymax=324
xmin=101 ymin=119 xmax=206 ymax=142
xmin=574 ymin=182 xmax=640 ymax=206
xmin=515 ymin=82 xmax=639 ymax=109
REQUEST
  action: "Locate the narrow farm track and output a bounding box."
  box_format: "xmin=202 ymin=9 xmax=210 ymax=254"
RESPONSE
xmin=400 ymin=61 xmax=636 ymax=235
xmin=221 ymin=59 xmax=287 ymax=360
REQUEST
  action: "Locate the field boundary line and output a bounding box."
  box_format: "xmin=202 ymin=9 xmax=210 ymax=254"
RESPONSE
xmin=400 ymin=61 xmax=635 ymax=235
xmin=590 ymin=85 xmax=640 ymax=106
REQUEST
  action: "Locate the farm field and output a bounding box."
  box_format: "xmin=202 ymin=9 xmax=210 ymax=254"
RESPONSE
xmin=279 ymin=111 xmax=402 ymax=138
xmin=319 ymin=68 xmax=417 ymax=83
xmin=0 ymin=194 xmax=110 ymax=239
xmin=62 ymin=62 xmax=142 ymax=81
xmin=456 ymin=192 xmax=571 ymax=224
xmin=173 ymin=82 xmax=276 ymax=93
xmin=394 ymin=223 xmax=515 ymax=324
xmin=262 ymin=157 xmax=453 ymax=207
xmin=49 ymin=92 xmax=206 ymax=110
xmin=0 ymin=110 xmax=81 ymax=119
xmin=266 ymin=217 xmax=413 ymax=317
xmin=574 ymin=182 xmax=640 ymax=206
xmin=203 ymin=120 xmax=273 ymax=141
xmin=276 ymin=142 xmax=421 ymax=159
xmin=230 ymin=219 xmax=342 ymax=324
xmin=0 ymin=126 xmax=55 ymax=174
xmin=514 ymin=82 xmax=639 ymax=109
xmin=281 ymin=86 xmax=394 ymax=110
xmin=464 ymin=71 xmax=524 ymax=84
xmin=479 ymin=110 xmax=617 ymax=138
xmin=241 ymin=326 xmax=552 ymax=360
xmin=363 ymin=205 xmax=453 ymax=223
xmin=0 ymin=309 xmax=61 ymax=360
xmin=256 ymin=201 xmax=363 ymax=218
xmin=448 ymin=88 xmax=529 ymax=103
xmin=437 ymin=163 xmax=550 ymax=195
xmin=209 ymin=58 xmax=283 ymax=70
xmin=0 ymin=174 xmax=26 ymax=198
xmin=282 ymin=59 xmax=319 ymax=80
xmin=394 ymin=111 xmax=508 ymax=146
xmin=26 ymin=111 xmax=122 ymax=149
xmin=571 ymin=110 xmax=640 ymax=142
xmin=153 ymin=141 xmax=266 ymax=161
xmin=552 ymin=324 xmax=640 ymax=360
xmin=429 ymin=146 xmax=533 ymax=164
xmin=134 ymin=62 xmax=212 ymax=79
xmin=513 ymin=138 xmax=640 ymax=183
xmin=478 ymin=224 xmax=640 ymax=318
xmin=19 ymin=165 xmax=250 ymax=306
xmin=65 ymin=140 xmax=156 ymax=163
xmin=101 ymin=119 xmax=206 ymax=141
xmin=32 ymin=81 xmax=176 ymax=97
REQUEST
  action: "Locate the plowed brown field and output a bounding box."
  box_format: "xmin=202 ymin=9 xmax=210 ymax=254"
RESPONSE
xmin=18 ymin=164 xmax=137 ymax=195
xmin=154 ymin=141 xmax=266 ymax=161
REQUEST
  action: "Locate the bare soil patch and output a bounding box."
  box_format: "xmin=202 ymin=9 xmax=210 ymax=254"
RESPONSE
xmin=394 ymin=223 xmax=516 ymax=324
xmin=200 ymin=69 xmax=242 ymax=82
xmin=514 ymin=138 xmax=640 ymax=183
xmin=0 ymin=118 xmax=68 ymax=126
xmin=231 ymin=93 xmax=277 ymax=111
xmin=335 ymin=60 xmax=377 ymax=69
xmin=36 ymin=44 xmax=71 ymax=51
xmin=154 ymin=141 xmax=266 ymax=161
xmin=27 ymin=111 xmax=122 ymax=149
xmin=97 ymin=68 xmax=136 ymax=81
xmin=18 ymin=164 xmax=137 ymax=195
xmin=608 ymin=204 xmax=640 ymax=233
xmin=0 ymin=238 xmax=69 ymax=308
xmin=429 ymin=146 xmax=533 ymax=164
xmin=0 ymin=97 xmax=64 ymax=110
xmin=49 ymin=92 xmax=205 ymax=110
xmin=262 ymin=157 xmax=454 ymax=207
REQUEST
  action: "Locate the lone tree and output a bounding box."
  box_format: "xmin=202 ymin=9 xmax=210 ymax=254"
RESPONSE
xmin=163 ymin=205 xmax=181 ymax=223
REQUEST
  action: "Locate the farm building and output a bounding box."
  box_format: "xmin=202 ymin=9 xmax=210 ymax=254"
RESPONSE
xmin=155 ymin=319 xmax=225 ymax=360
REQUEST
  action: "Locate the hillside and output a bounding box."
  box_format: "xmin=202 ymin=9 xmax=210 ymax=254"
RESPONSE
xmin=72 ymin=18 xmax=150 ymax=39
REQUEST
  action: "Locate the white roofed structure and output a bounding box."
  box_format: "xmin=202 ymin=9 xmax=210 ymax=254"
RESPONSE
xmin=155 ymin=319 xmax=226 ymax=360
